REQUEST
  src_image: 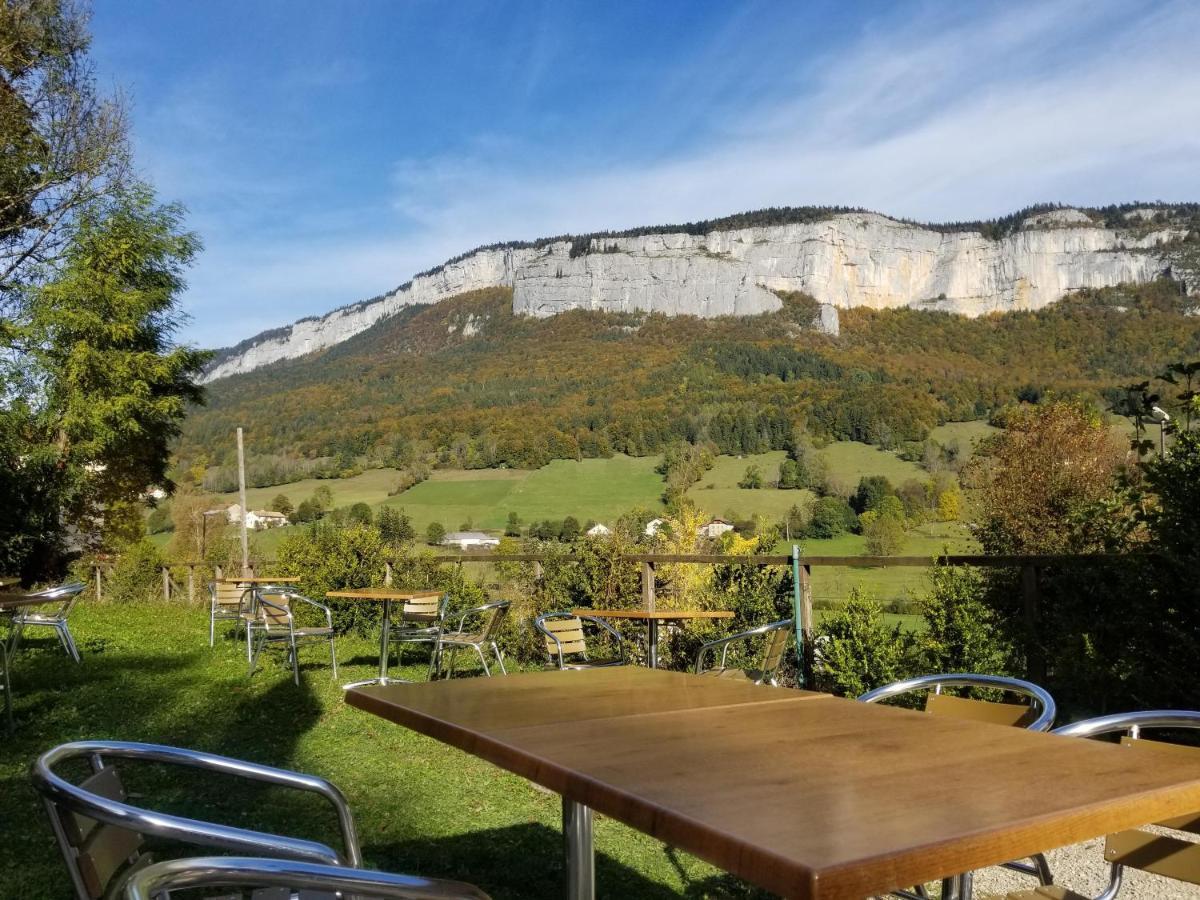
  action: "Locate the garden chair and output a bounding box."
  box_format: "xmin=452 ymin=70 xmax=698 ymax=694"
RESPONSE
xmin=694 ymin=617 xmax=793 ymax=686
xmin=208 ymin=580 xmax=251 ymax=646
xmin=859 ymin=674 xmax=1059 ymax=900
xmin=247 ymin=587 xmax=337 ymax=685
xmin=123 ymin=855 xmax=491 ymax=899
xmin=387 ymin=592 xmax=449 ymax=678
xmin=534 ymin=612 xmax=625 ymax=670
xmin=32 ymin=739 xmax=364 ymax=900
xmin=980 ymin=710 xmax=1200 ymax=900
xmin=435 ymin=600 xmax=510 ymax=678
xmin=8 ymin=581 xmax=87 ymax=663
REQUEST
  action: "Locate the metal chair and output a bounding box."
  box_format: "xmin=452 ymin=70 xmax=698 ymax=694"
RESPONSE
xmin=8 ymin=581 xmax=87 ymax=662
xmin=435 ymin=600 xmax=510 ymax=678
xmin=534 ymin=612 xmax=626 ymax=670
xmin=859 ymin=674 xmax=1058 ymax=900
xmin=978 ymin=710 xmax=1200 ymax=900
xmin=247 ymin=587 xmax=338 ymax=685
xmin=209 ymin=580 xmax=251 ymax=646
xmin=387 ymin=592 xmax=449 ymax=678
xmin=123 ymin=855 xmax=491 ymax=899
xmin=694 ymin=618 xmax=793 ymax=686
xmin=32 ymin=739 xmax=363 ymax=900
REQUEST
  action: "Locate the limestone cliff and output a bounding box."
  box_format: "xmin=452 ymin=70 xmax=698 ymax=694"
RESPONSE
xmin=202 ymin=206 xmax=1196 ymax=382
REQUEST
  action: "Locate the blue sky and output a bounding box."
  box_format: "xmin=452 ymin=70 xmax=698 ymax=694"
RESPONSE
xmin=90 ymin=0 xmax=1200 ymax=349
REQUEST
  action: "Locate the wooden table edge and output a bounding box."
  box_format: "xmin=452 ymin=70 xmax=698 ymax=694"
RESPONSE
xmin=326 ymin=589 xmax=442 ymax=600
xmin=571 ymin=608 xmax=736 ymax=619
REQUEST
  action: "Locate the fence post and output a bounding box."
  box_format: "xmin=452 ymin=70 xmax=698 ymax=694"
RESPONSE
xmin=792 ymin=546 xmax=814 ymax=689
xmin=215 ymin=564 xmax=223 ymax=581
xmin=533 ymin=560 xmax=543 ymax=580
xmin=384 ymin=561 xmax=393 ymax=587
xmin=94 ymin=564 xmax=102 ymax=601
xmin=1021 ymin=563 xmax=1045 ymax=684
xmin=162 ymin=566 xmax=171 ymax=602
xmin=187 ymin=565 xmax=195 ymax=603
xmin=641 ymin=561 xmax=655 ymax=613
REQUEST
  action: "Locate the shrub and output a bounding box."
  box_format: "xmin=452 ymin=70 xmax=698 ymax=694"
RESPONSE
xmin=813 ymin=589 xmax=909 ymax=697
xmin=106 ymin=539 xmax=164 ymax=603
xmin=737 ymin=465 xmax=763 ymax=489
xmin=426 ymin=521 xmax=446 ymax=546
xmin=806 ymin=496 xmax=857 ymax=538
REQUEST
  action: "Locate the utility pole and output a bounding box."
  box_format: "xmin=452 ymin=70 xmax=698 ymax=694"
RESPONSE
xmin=237 ymin=427 xmax=249 ymax=576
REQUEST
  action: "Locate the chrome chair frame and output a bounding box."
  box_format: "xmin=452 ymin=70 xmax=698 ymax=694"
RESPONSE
xmin=535 ymin=612 xmax=626 ymax=670
xmin=32 ymin=740 xmax=363 ymax=900
xmin=388 ymin=593 xmax=450 ymax=678
xmin=1044 ymin=710 xmax=1200 ymax=900
xmin=8 ymin=581 xmax=87 ymax=663
xmin=694 ymin=617 xmax=793 ymax=686
xmin=860 ymin=674 xmax=1058 ymax=900
xmin=435 ymin=600 xmax=510 ymax=678
xmin=247 ymin=588 xmax=338 ymax=686
xmin=124 ymin=855 xmax=492 ymax=900
xmin=858 ymin=673 xmax=1058 ymax=732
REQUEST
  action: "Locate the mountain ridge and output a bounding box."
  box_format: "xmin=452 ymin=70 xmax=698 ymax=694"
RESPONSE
xmin=203 ymin=202 xmax=1200 ymax=382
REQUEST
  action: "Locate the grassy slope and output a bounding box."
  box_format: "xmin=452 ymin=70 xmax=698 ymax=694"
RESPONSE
xmin=0 ymin=602 xmax=738 ymax=899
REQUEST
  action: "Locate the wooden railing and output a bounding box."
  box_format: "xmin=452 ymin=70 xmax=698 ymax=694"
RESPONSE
xmin=91 ymin=550 xmax=1138 ymax=688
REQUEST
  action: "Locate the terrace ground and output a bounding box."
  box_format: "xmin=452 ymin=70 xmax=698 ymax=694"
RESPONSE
xmin=0 ymin=601 xmax=758 ymax=899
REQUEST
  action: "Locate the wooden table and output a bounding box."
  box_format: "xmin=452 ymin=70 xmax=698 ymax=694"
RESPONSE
xmin=327 ymin=589 xmax=442 ymax=688
xmin=572 ymin=608 xmax=733 ymax=668
xmin=347 ymin=668 xmax=1200 ymax=900
xmin=216 ymin=576 xmax=301 ymax=584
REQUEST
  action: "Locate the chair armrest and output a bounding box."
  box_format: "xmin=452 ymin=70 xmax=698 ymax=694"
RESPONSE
xmin=34 ymin=740 xmax=362 ymax=865
xmin=124 ymin=856 xmax=492 ymax=900
xmin=694 ymin=619 xmax=792 ymax=675
xmin=290 ymin=593 xmax=334 ymax=629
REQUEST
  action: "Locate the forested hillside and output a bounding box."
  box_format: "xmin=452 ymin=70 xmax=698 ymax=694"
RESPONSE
xmin=177 ymin=280 xmax=1200 ymax=479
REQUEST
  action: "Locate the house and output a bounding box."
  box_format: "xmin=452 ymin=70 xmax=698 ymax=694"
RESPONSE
xmin=586 ymin=523 xmax=611 ymax=537
xmin=247 ymin=510 xmax=289 ymax=530
xmin=698 ymin=518 xmax=735 ymax=539
xmin=441 ymin=531 xmax=501 ymax=550
xmin=644 ymin=518 xmax=666 ymax=537
xmin=223 ymin=503 xmax=244 ymax=524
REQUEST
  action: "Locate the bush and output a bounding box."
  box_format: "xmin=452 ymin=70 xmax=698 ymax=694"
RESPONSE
xmin=806 ymin=496 xmax=857 ymax=538
xmin=737 ymin=465 xmax=763 ymax=489
xmin=813 ymin=589 xmax=909 ymax=697
xmin=106 ymin=539 xmax=164 ymax=603
xmin=277 ymin=523 xmax=391 ymax=633
xmin=426 ymin=521 xmax=446 ymax=546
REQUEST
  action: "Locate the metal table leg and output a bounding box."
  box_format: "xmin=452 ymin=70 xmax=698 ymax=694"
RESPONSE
xmin=563 ymin=797 xmax=594 ymax=900
xmin=647 ymin=618 xmax=659 ymax=668
xmin=343 ymin=599 xmax=409 ymax=689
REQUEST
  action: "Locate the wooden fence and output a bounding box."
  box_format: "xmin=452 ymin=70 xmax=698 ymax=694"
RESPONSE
xmin=91 ymin=551 xmax=1136 ymax=688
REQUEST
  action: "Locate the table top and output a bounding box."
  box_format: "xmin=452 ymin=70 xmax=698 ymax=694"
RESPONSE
xmin=217 ymin=576 xmax=301 ymax=584
xmin=572 ymin=608 xmax=734 ymax=620
xmin=346 ymin=669 xmax=1200 ymax=900
xmin=0 ymin=576 xmax=20 ymax=588
xmin=326 ymin=588 xmax=441 ymax=602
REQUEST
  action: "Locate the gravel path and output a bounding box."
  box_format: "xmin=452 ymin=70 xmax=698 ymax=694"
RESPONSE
xmin=968 ymin=828 xmax=1200 ymax=899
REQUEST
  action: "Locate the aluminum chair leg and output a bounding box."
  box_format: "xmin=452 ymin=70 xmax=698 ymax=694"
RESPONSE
xmin=209 ymin=609 xmax=216 ymax=647
xmin=491 ymin=642 xmax=507 ymax=675
xmin=474 ymin=645 xmax=492 ymax=677
xmin=328 ymin=636 xmax=338 ymax=680
xmin=289 ymin=633 xmax=300 ymax=686
xmin=60 ymin=624 xmax=81 ymax=663
xmin=563 ymin=797 xmax=594 ymax=900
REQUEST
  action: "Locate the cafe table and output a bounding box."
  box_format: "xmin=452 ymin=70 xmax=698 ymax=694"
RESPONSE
xmin=327 ymin=588 xmax=442 ymax=688
xmin=347 ymin=667 xmax=1200 ymax=900
xmin=570 ymin=607 xmax=733 ymax=668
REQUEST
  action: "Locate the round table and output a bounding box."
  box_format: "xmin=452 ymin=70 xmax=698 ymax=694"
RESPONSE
xmin=571 ymin=608 xmax=734 ymax=668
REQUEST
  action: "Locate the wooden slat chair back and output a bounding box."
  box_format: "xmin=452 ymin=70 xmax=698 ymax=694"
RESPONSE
xmin=52 ymin=765 xmax=147 ymax=899
xmin=401 ymin=594 xmax=442 ymax=621
xmin=694 ymin=618 xmax=793 ymax=686
xmin=534 ymin=612 xmax=624 ymax=670
xmin=478 ymin=602 xmax=510 ymax=645
xmin=543 ymin=616 xmax=588 ymax=658
xmin=760 ymin=626 xmax=790 ymax=677
xmin=213 ymin=582 xmax=247 ymax=610
xmin=924 ymin=691 xmax=1038 ymax=728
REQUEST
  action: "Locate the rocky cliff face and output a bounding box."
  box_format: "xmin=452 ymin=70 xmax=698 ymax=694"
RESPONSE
xmin=202 ymin=208 xmax=1194 ymax=382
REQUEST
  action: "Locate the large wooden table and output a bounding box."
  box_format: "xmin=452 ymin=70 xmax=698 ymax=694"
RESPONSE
xmin=571 ymin=608 xmax=733 ymax=668
xmin=347 ymin=667 xmax=1200 ymax=900
xmin=327 ymin=589 xmax=442 ymax=688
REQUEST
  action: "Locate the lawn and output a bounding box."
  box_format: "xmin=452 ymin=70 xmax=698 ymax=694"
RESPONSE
xmin=0 ymin=600 xmax=754 ymax=899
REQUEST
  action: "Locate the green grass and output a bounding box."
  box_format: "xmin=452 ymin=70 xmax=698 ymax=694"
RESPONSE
xmin=0 ymin=601 xmax=753 ymax=898
xmin=818 ymin=440 xmax=925 ymax=489
xmin=927 ymin=421 xmax=996 ymax=460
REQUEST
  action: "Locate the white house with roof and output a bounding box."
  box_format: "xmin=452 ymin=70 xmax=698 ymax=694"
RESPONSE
xmin=441 ymin=530 xmax=501 ymax=550
xmin=585 ymin=523 xmax=612 ymax=537
xmin=698 ymin=518 xmax=735 ymax=539
xmin=644 ymin=518 xmax=666 ymax=537
xmin=247 ymin=510 xmax=289 ymax=530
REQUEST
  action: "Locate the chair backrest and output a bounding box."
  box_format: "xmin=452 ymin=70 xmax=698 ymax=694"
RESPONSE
xmin=758 ymin=623 xmax=792 ymax=679
xmin=123 ymin=855 xmax=493 ymax=900
xmin=475 ymin=601 xmax=511 ymax=643
xmin=695 ymin=618 xmax=793 ymax=684
xmin=26 ymin=581 xmax=87 ymax=618
xmin=401 ymin=593 xmax=444 ymax=621
xmin=1054 ymin=711 xmax=1200 ymax=888
xmin=256 ymin=590 xmax=294 ymax=629
xmin=857 ymin=673 xmax=1057 ymax=732
xmin=537 ymin=614 xmax=589 ymax=662
xmin=211 ymin=581 xmax=248 ymax=609
xmin=33 ymin=740 xmax=361 ymax=900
